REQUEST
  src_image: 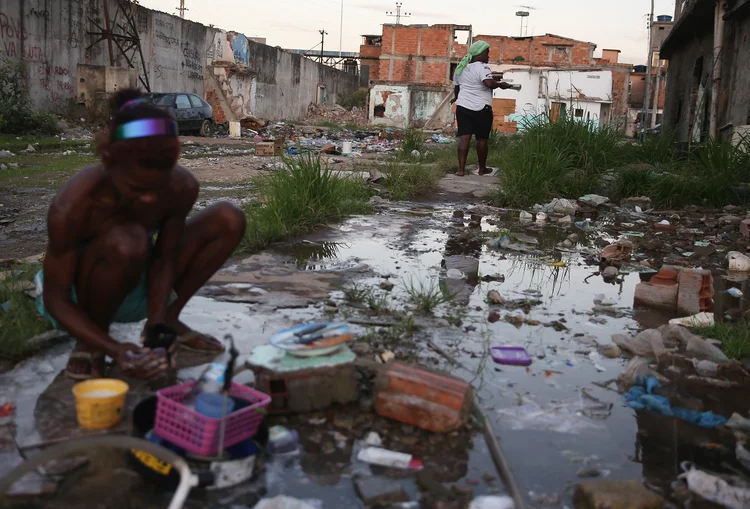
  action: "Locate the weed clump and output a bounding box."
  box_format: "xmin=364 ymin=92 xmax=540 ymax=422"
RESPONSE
xmin=241 ymin=154 xmax=372 ymax=252
xmin=0 ymin=57 xmax=59 ymax=135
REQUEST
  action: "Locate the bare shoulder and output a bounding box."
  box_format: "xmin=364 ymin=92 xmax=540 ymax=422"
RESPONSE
xmin=171 ymin=165 xmax=199 ymax=209
xmin=47 ymin=164 xmax=104 ymax=246
xmin=49 ymin=164 xmax=105 ymax=220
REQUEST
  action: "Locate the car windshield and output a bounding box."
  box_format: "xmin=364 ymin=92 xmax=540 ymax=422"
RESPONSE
xmin=147 ymin=94 xmax=174 ymax=106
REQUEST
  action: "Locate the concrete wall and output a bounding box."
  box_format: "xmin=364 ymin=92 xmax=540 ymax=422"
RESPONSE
xmin=369 ymin=82 xmax=452 ymax=128
xmin=0 ymin=0 xmax=357 ymax=121
xmin=491 ymin=67 xmax=612 ymax=130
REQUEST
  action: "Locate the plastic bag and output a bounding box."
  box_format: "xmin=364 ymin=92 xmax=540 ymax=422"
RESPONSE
xmin=469 ymin=496 xmax=515 ymax=509
xmin=600 ymin=241 xmax=633 ymax=265
xmin=612 ymin=330 xmax=668 ymax=359
xmin=685 ymin=335 xmax=729 ymax=363
xmin=616 ymin=356 xmax=668 ymax=391
xmin=496 ymin=397 xmax=607 ymax=435
xmin=681 ymin=465 xmax=750 ymax=509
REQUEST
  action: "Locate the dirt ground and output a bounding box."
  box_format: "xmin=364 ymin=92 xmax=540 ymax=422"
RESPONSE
xmin=0 ymin=135 xmax=472 ymax=260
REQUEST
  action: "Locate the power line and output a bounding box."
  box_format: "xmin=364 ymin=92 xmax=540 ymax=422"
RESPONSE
xmin=176 ymin=0 xmax=187 ymax=18
xmin=386 ymin=2 xmax=411 ymax=25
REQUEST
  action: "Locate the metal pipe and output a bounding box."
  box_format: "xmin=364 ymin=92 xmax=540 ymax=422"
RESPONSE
xmin=1 ymin=435 xmax=199 ymax=509
xmin=709 ymin=0 xmax=726 ymax=139
xmin=640 ymin=0 xmax=655 ymax=142
xmin=651 ymin=60 xmax=662 ymax=128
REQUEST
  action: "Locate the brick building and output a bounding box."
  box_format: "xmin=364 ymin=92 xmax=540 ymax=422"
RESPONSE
xmin=361 ymin=24 xmax=632 ymax=130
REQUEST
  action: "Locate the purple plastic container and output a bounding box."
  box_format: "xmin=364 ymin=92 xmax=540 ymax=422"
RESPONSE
xmin=490 ymin=346 xmax=532 ymax=366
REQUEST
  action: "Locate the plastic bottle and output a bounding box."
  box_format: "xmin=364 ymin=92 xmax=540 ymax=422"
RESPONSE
xmin=357 ymin=447 xmax=423 ymax=470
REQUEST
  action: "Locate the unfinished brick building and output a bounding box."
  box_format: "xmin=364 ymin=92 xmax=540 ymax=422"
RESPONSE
xmin=361 ymin=24 xmax=633 ymax=130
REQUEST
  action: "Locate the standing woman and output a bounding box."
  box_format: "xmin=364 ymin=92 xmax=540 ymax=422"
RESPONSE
xmin=452 ymin=41 xmax=513 ymax=176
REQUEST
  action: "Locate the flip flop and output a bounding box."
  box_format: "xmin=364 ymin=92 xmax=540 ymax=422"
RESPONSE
xmin=65 ymin=351 xmax=106 ymax=380
xmin=177 ymin=331 xmax=224 ymax=353
xmin=454 ymin=171 xmax=466 ymax=177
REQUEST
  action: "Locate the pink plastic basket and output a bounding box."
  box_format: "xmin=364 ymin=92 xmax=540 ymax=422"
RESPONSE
xmin=154 ymin=381 xmax=271 ymax=457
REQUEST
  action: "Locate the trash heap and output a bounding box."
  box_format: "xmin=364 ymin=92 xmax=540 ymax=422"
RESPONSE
xmin=611 ymin=324 xmax=750 ymax=508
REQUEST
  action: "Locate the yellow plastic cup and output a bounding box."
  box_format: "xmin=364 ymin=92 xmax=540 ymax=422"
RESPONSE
xmin=72 ymin=379 xmax=129 ymax=430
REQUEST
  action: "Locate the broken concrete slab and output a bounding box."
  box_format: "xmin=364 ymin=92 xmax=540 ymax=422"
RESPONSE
xmin=573 ymin=480 xmax=664 ymax=509
xmin=354 ymin=476 xmax=409 ymax=506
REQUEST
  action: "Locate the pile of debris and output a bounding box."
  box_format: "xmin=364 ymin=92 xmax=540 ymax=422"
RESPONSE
xmin=306 ymin=103 xmax=367 ymax=126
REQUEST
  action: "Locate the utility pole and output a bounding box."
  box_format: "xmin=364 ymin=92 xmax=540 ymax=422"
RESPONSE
xmin=176 ymin=0 xmax=187 ymax=18
xmin=319 ymin=29 xmax=328 ymax=64
xmin=339 ymin=0 xmax=344 ymax=58
xmin=386 ymin=3 xmax=411 ymax=25
xmin=640 ymin=0 xmax=654 ymax=142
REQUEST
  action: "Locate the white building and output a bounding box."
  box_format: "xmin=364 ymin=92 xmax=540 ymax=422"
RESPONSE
xmin=489 ymin=65 xmax=615 ymax=131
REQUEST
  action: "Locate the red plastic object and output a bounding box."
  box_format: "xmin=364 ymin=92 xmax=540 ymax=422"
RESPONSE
xmin=490 ymin=346 xmax=532 ymax=366
xmin=155 ymin=381 xmax=271 ymax=456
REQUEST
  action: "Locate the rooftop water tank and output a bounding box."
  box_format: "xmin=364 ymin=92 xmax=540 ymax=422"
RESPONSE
xmin=656 ymin=15 xmax=673 ymax=22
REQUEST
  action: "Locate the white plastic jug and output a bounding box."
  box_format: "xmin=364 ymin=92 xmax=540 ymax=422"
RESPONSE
xmin=342 ymin=141 xmax=353 ymax=154
xmin=229 ymin=121 xmax=241 ymax=139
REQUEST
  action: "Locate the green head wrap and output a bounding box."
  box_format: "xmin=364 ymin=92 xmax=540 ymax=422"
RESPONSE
xmin=454 ymin=40 xmax=490 ymax=76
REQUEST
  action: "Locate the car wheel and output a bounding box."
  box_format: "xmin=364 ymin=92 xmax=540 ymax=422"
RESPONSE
xmin=199 ymin=119 xmax=213 ymax=137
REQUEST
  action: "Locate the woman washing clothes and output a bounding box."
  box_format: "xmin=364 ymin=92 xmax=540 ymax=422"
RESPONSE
xmin=452 ymin=41 xmax=514 ymax=177
xmin=35 ymin=88 xmax=246 ymax=379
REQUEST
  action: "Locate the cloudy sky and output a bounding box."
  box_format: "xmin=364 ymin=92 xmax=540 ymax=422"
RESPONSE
xmin=140 ymin=0 xmax=676 ymax=66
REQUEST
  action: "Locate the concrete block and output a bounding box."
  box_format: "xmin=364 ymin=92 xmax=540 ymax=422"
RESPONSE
xmin=573 ymin=480 xmax=664 ymax=509
xmin=634 ymin=282 xmax=678 ymax=311
xmin=355 ymin=476 xmax=409 ymax=506
xmin=677 ymin=268 xmax=713 ymax=315
xmin=740 ymin=219 xmax=750 ymax=237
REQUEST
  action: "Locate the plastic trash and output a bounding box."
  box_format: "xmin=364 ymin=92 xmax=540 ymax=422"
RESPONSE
xmin=726 ymin=287 xmax=744 ymax=298
xmin=599 ymin=241 xmax=633 ymax=265
xmin=496 ymin=397 xmax=607 ymax=434
xmin=685 ymin=334 xmax=729 ymax=363
xmin=519 ymin=211 xmax=533 ymax=222
xmin=558 ymin=215 xmax=572 ymax=224
xmin=364 ymin=431 xmax=383 ymax=447
xmin=692 ymin=359 xmax=719 ymax=377
xmin=669 ymin=312 xmax=714 ymax=327
xmin=680 ymin=464 xmax=750 ymax=509
xmin=491 ymin=346 xmax=532 ymax=366
xmin=268 ymin=426 xmax=299 ymax=455
xmin=410 ymin=149 xmax=421 ymax=158
xmin=612 ymin=329 xmax=670 ymax=359
xmin=447 ymin=269 xmax=465 ymax=279
xmin=536 ymin=212 xmax=547 ymax=222
xmin=543 ymin=198 xmax=578 ymax=215
xmin=737 ymin=443 xmax=750 ymax=471
xmin=727 ymin=251 xmax=750 ymax=271
xmin=624 ymin=377 xmax=727 ymax=428
xmin=588 ymin=352 xmax=606 ymax=372
xmin=726 ymin=413 xmax=750 ymax=432
xmin=575 ymin=220 xmax=591 ymax=230
xmin=579 ymin=194 xmax=609 ymax=206
xmin=253 ymin=496 xmax=322 ymax=509
xmin=616 ymin=356 xmax=667 ymax=391
xmin=469 ymin=496 xmax=515 ymax=509
xmin=357 ymin=447 xmax=423 ymax=470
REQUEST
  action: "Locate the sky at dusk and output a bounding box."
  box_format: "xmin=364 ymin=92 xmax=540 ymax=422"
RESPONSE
xmin=140 ymin=0 xmax=676 ymax=66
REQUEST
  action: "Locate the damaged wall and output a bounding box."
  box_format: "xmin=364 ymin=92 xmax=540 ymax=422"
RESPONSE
xmin=369 ymin=82 xmax=452 ymax=129
xmin=0 ymin=0 xmax=358 ymax=121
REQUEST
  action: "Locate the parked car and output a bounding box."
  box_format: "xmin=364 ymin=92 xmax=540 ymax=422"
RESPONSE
xmin=144 ymin=92 xmax=215 ymax=137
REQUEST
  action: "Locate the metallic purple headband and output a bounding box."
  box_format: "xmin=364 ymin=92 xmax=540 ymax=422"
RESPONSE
xmin=111 ymin=118 xmax=179 ymax=141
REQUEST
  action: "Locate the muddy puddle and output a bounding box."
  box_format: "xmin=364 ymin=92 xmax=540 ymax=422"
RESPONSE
xmin=3 ymin=202 xmax=712 ymax=508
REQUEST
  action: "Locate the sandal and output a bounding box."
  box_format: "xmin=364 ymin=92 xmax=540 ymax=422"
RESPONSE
xmin=177 ymin=331 xmax=224 ymax=353
xmin=65 ymin=351 xmax=106 ymax=380
xmin=454 ymin=171 xmax=466 ymax=177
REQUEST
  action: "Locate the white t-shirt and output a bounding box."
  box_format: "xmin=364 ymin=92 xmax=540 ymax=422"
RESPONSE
xmin=453 ymin=62 xmax=493 ymax=111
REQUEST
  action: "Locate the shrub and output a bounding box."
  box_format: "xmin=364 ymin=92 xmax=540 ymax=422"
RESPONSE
xmin=337 ymin=89 xmax=367 ymax=110
xmin=0 ymin=57 xmax=59 ymax=135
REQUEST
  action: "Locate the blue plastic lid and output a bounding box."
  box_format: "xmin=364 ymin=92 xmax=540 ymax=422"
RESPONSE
xmin=195 ymin=393 xmax=235 ymax=418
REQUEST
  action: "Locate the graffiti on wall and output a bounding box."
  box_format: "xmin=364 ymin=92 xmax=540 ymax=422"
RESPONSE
xmin=230 ymin=33 xmax=249 ymax=65
xmin=182 ymin=42 xmax=203 ymax=81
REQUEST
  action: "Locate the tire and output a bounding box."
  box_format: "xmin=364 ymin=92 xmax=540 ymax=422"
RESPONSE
xmin=199 ymin=119 xmax=213 ymax=137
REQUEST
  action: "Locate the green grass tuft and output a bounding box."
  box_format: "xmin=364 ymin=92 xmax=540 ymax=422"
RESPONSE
xmin=240 ymin=154 xmax=372 ymax=253
xmin=0 ymin=264 xmax=52 ymax=361
xmin=379 ymin=161 xmax=444 ymax=201
xmin=405 ymin=278 xmax=454 ymax=314
xmin=695 ymin=322 xmax=750 ymax=360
